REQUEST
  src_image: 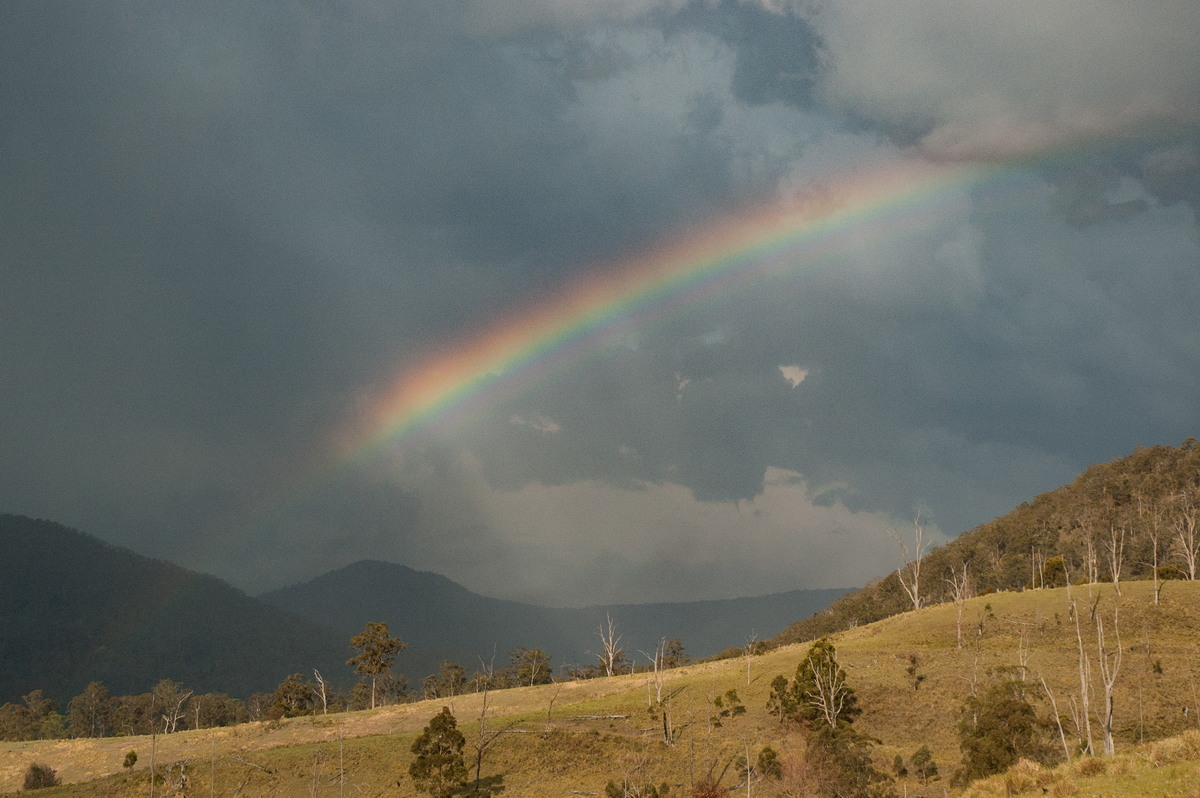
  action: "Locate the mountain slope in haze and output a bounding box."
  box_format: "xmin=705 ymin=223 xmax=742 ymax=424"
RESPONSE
xmin=259 ymin=560 xmax=849 ymax=680
xmin=0 ymin=514 xmax=351 ymax=704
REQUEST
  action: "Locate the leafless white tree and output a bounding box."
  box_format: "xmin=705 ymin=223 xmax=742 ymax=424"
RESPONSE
xmin=744 ymin=632 xmax=757 ymax=686
xmin=1096 ymin=608 xmax=1122 ymax=756
xmin=889 ymin=513 xmax=929 ymax=611
xmin=313 ymin=669 xmax=329 ymax=715
xmin=807 ymin=653 xmax=852 ymax=730
xmin=1071 ymin=598 xmax=1095 ymax=757
xmin=1103 ymin=522 xmax=1127 ymax=595
xmin=161 ymin=690 xmax=193 ymax=735
xmin=640 ymin=639 xmax=667 ymax=707
xmin=945 ymin=563 xmax=971 ymax=650
xmin=1072 ymin=510 xmax=1102 ymax=600
xmin=598 ymin=613 xmax=625 ymax=677
xmin=1137 ymin=491 xmax=1167 ymax=604
xmin=1172 ymin=490 xmax=1199 ymax=580
xmin=1040 ymin=675 xmax=1072 ymax=762
xmin=1017 ymin=629 xmax=1031 ymax=682
xmin=149 ymin=731 xmax=157 ymax=798
xmin=1030 ymin=546 xmax=1046 ymax=590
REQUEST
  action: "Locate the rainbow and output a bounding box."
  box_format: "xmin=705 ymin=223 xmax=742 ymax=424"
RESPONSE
xmin=335 ymin=155 xmax=995 ymax=464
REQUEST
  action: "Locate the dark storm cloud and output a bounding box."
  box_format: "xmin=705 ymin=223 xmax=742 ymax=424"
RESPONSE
xmin=1140 ymin=140 xmax=1200 ymax=220
xmin=667 ymin=0 xmax=823 ymax=109
xmin=457 ymin=155 xmax=1199 ymax=540
xmin=2 ymin=0 xmax=1199 ymax=602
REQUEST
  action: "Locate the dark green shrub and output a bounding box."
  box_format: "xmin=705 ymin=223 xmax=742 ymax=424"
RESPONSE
xmin=958 ymin=682 xmax=1047 ymax=782
xmin=910 ymin=745 xmax=938 ymax=784
xmin=409 ymin=707 xmax=467 ymax=798
xmin=23 ymin=763 xmax=60 ymax=790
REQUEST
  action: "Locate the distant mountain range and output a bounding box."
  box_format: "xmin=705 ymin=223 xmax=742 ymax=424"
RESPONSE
xmin=0 ymin=514 xmax=348 ymax=704
xmin=0 ymin=514 xmax=847 ymax=704
xmin=258 ymin=560 xmax=849 ymax=681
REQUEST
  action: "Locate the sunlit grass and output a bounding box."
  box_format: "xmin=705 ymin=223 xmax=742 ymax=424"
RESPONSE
xmin=4 ymin=580 xmax=1199 ymax=796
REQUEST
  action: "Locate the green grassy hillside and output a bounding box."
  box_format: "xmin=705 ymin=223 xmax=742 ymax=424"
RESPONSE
xmin=5 ymin=579 xmax=1199 ymax=797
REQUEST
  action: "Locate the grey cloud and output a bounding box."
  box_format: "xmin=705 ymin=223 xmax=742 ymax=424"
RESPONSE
xmin=2 ymin=1 xmax=1198 ymax=604
xmin=1140 ymin=141 xmax=1200 ymax=219
xmin=798 ymin=1 xmax=1200 ymax=156
xmin=454 ymin=158 xmax=1199 ymax=540
xmin=666 ymin=0 xmax=823 ymax=109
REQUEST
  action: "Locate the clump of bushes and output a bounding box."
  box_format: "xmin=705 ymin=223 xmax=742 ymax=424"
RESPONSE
xmin=23 ymin=762 xmax=60 ymax=790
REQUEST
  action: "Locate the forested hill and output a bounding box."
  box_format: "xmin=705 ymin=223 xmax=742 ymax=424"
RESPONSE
xmin=771 ymin=438 xmax=1200 ymax=647
xmin=0 ymin=515 xmax=349 ymax=704
xmin=260 ymin=560 xmax=849 ymax=681
xmin=0 ymin=513 xmax=846 ymax=705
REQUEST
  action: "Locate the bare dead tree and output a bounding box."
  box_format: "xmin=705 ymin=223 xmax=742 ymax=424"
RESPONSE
xmin=546 ymin=681 xmax=564 ymax=723
xmin=473 ymin=653 xmax=496 ymax=791
xmin=1172 ymin=490 xmax=1199 ymax=580
xmin=170 ymin=761 xmax=188 ymax=795
xmin=1040 ymin=675 xmax=1072 ymax=762
xmin=337 ymin=724 xmax=345 ymax=798
xmin=313 ymin=670 xmax=329 ymax=715
xmin=1096 ymin=607 xmax=1122 ymax=756
xmin=945 ymin=563 xmax=971 ymax=650
xmin=471 ymin=651 xmax=520 ymax=793
xmin=744 ymin=632 xmax=757 ymax=687
xmin=1137 ymin=491 xmax=1167 ymax=604
xmin=1071 ymin=598 xmax=1095 ymax=756
xmin=958 ymin=652 xmax=980 ymax=700
xmin=985 ymin=540 xmax=1003 ymax=580
xmin=149 ymin=730 xmax=157 ymax=798
xmin=598 ymin=613 xmax=624 ymax=677
xmin=807 ymin=653 xmax=852 ymax=729
xmin=161 ymin=690 xmax=193 ymax=734
xmin=640 ymin=640 xmax=667 ymax=708
xmin=1103 ymin=522 xmax=1127 ymax=596
xmin=889 ymin=513 xmax=929 ymax=611
xmin=308 ymin=749 xmax=323 ymax=798
xmin=1083 ymin=528 xmax=1099 ymax=587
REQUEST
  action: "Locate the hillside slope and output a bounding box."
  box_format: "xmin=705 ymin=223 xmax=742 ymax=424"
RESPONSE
xmin=6 ymin=579 xmax=1198 ymax=797
xmin=0 ymin=515 xmax=350 ymax=703
xmin=260 ymin=559 xmax=848 ymax=680
xmin=771 ymin=439 xmax=1200 ymax=647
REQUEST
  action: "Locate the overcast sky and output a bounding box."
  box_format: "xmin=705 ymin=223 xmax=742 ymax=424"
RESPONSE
xmin=3 ymin=1 xmax=1198 ymax=606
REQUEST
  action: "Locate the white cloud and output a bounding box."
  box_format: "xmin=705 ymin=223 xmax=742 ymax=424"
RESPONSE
xmin=388 ymin=451 xmax=922 ymax=604
xmin=510 ymin=414 xmax=562 ymax=433
xmin=803 ymin=0 xmax=1200 ymax=158
xmin=778 ymin=365 xmax=807 ymax=387
xmin=451 ymin=0 xmax=687 ymax=36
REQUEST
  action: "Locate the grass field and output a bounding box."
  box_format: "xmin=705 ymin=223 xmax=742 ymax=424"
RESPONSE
xmin=4 ymin=579 xmax=1199 ymax=796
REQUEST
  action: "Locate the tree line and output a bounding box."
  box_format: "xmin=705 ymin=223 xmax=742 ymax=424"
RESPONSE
xmin=1 ymin=616 xmax=688 ymax=742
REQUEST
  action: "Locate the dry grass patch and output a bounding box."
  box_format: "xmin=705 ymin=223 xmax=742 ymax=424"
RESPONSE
xmin=7 ymin=580 xmax=1200 ymax=797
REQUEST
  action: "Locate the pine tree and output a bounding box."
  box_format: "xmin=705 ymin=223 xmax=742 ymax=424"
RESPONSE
xmin=766 ymin=639 xmax=889 ymax=798
xmin=409 ymin=707 xmax=468 ymax=798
